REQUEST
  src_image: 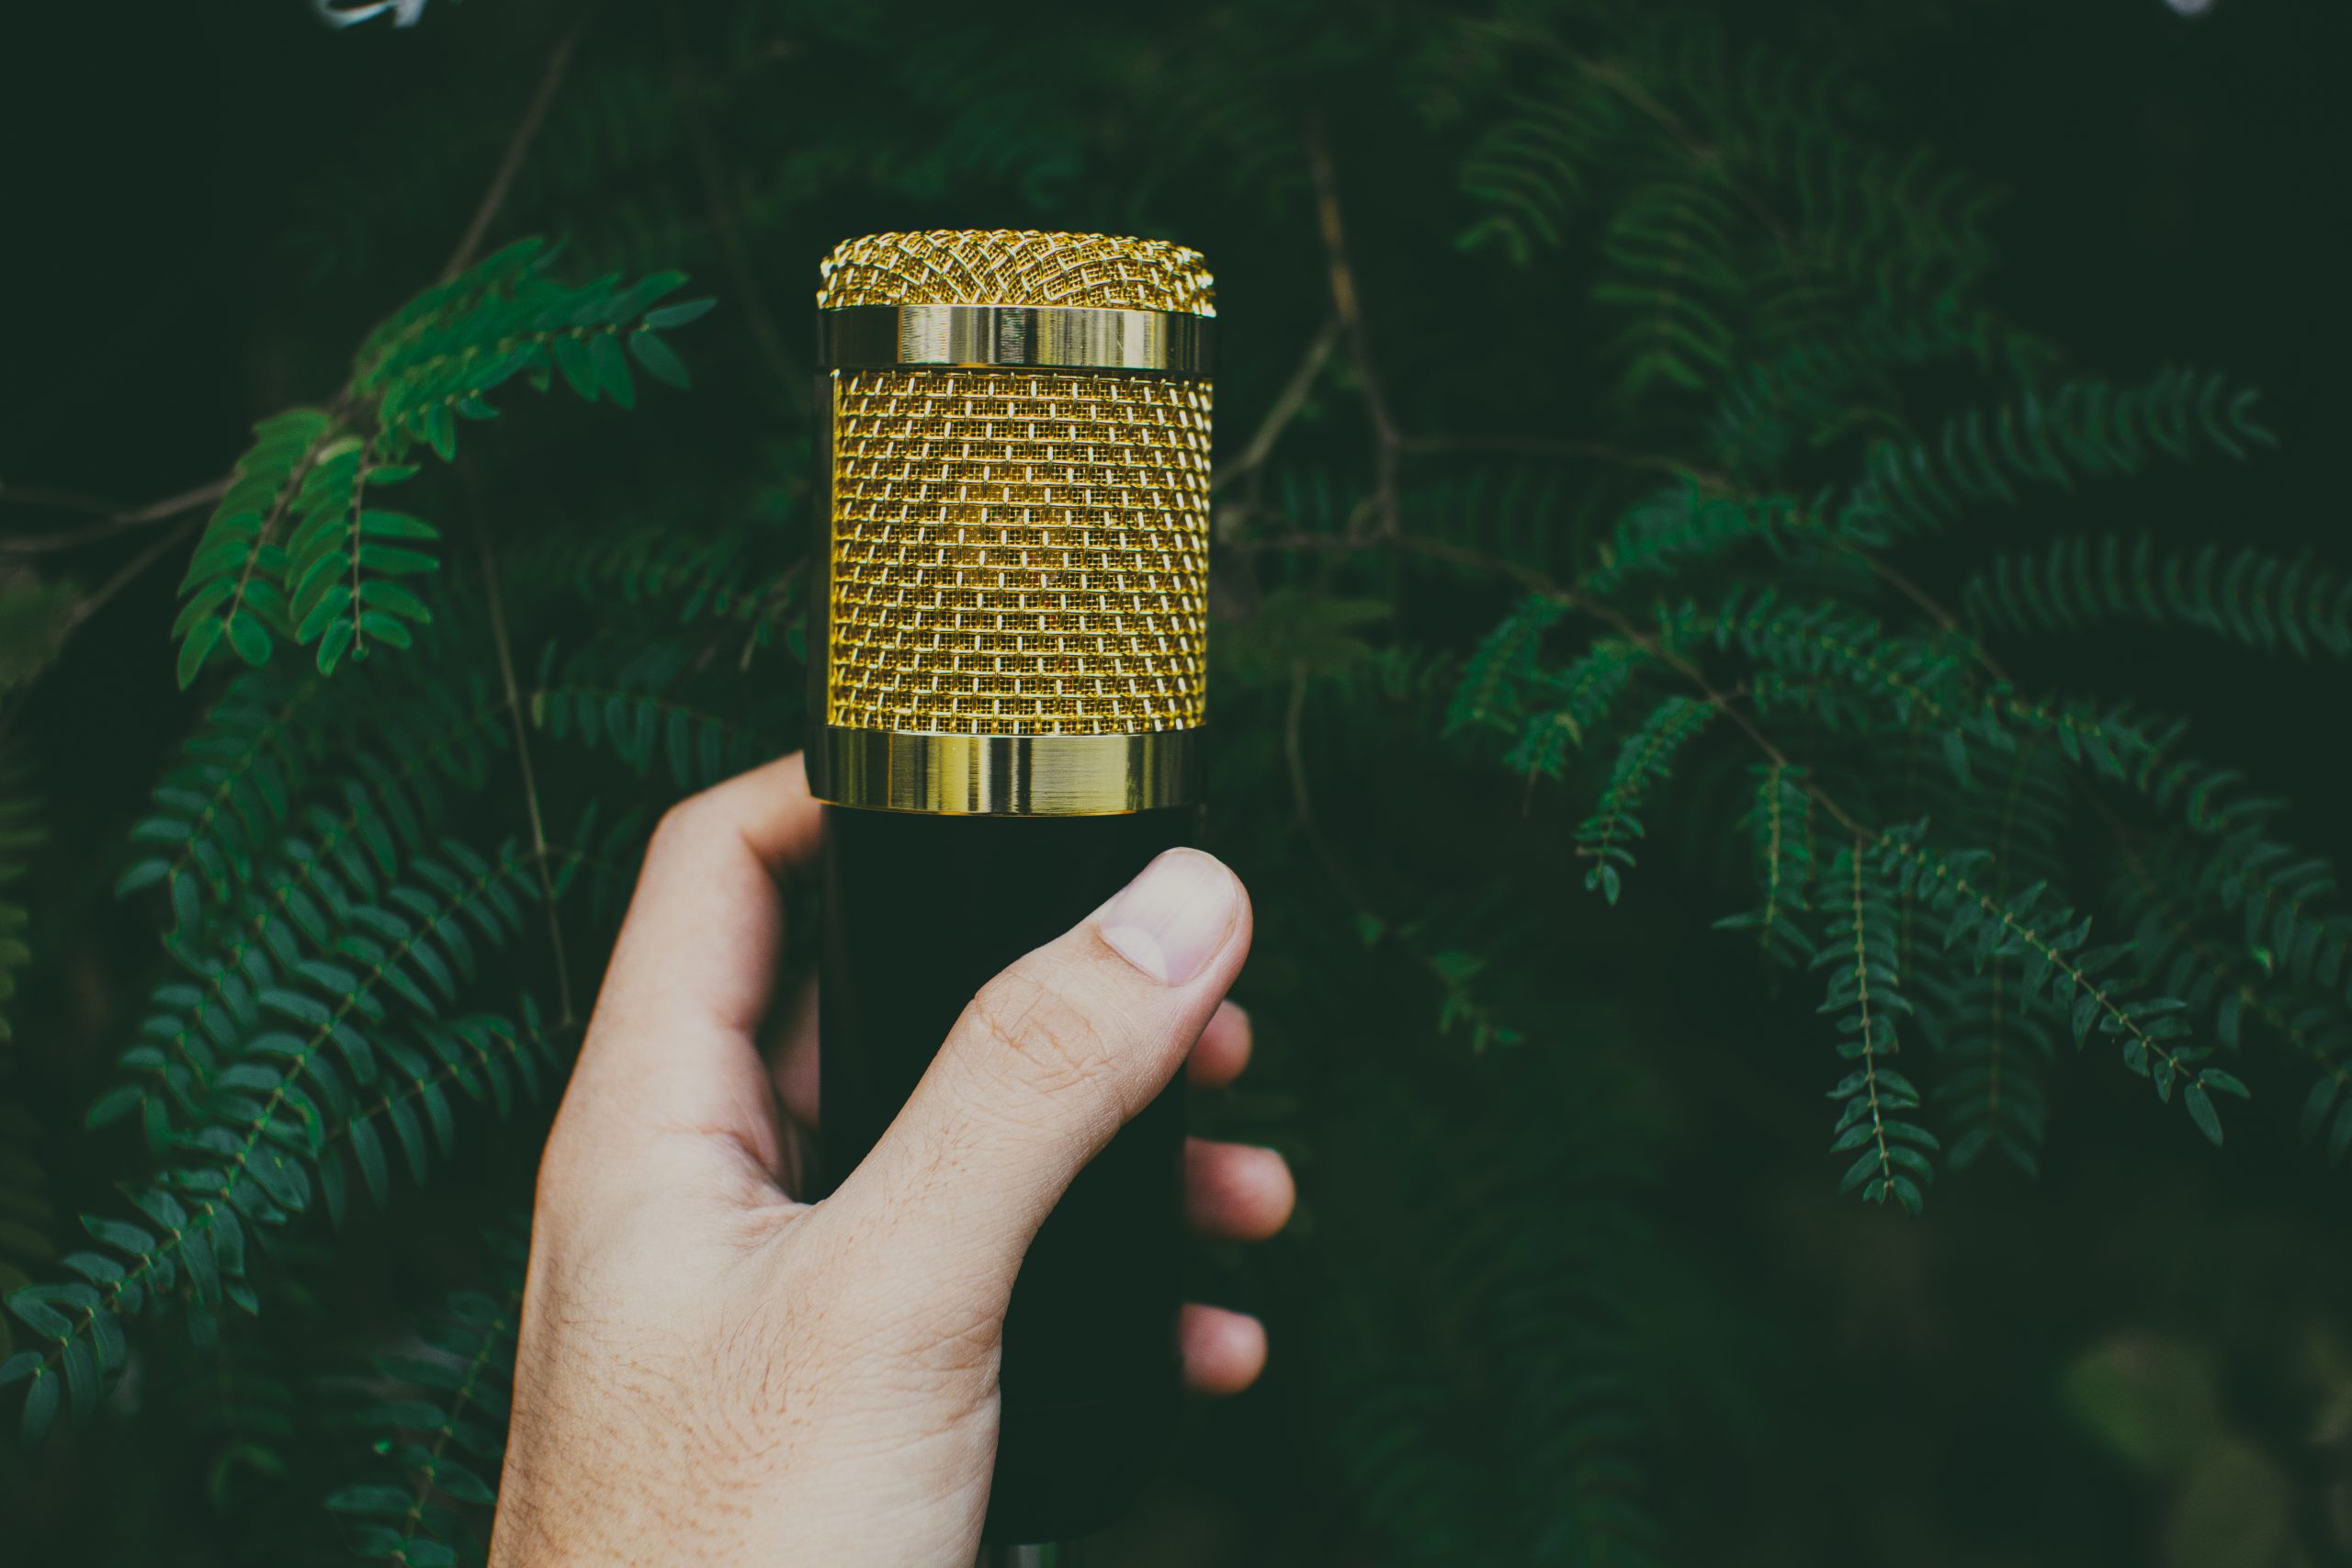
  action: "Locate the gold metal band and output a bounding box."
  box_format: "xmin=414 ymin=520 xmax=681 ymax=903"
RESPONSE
xmin=807 ymin=727 xmax=1204 ymax=816
xmin=818 ymin=304 xmax=1212 ymax=376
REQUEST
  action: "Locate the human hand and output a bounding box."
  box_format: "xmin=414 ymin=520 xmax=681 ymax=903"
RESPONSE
xmin=488 ymin=755 xmax=1291 ymax=1566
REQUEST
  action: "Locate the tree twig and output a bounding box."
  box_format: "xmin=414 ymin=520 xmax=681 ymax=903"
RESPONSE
xmin=64 ymin=515 xmax=205 ymax=634
xmin=440 ymin=18 xmax=589 ymax=283
xmin=1214 ymin=316 xmax=1340 ymax=498
xmin=467 ymin=482 xmax=576 ymax=1026
xmin=1399 ymin=433 xmax=1729 ymax=490
xmin=0 ymin=478 xmax=230 ymax=552
xmin=669 ymin=20 xmax=806 ymax=407
xmin=1305 ymin=121 xmax=1400 ymax=541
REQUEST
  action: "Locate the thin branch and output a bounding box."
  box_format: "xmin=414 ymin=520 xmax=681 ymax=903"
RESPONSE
xmin=1214 ymin=316 xmax=1340 ymax=497
xmin=1399 ymin=433 xmax=1728 ymax=489
xmin=65 ymin=515 xmax=204 ymax=634
xmin=440 ymin=18 xmax=588 ymax=282
xmin=0 ymin=478 xmax=229 ymax=552
xmin=1861 ymin=552 xmax=1963 ymax=636
xmin=670 ymin=17 xmax=806 ymax=407
xmin=468 ymin=487 xmax=576 ymax=1025
xmin=1305 ymin=120 xmax=1400 ymax=540
xmin=0 ymin=484 xmax=116 ymax=520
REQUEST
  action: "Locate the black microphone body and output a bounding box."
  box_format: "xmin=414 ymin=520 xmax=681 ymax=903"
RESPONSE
xmin=815 ymin=806 xmax=1195 ymax=1541
xmin=802 ymin=231 xmax=1219 ymax=1551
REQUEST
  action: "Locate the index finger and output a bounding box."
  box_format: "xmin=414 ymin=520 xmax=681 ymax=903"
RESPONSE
xmin=556 ymin=752 xmax=823 ymax=1169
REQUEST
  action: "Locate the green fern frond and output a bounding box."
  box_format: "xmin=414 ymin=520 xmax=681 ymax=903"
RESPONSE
xmin=1404 ymin=467 xmax=1579 ymax=581
xmin=1454 ymin=72 xmax=1628 ymax=262
xmin=1575 ymin=694 xmax=1715 ymax=903
xmin=1710 ymin=592 xmax=1976 ymax=752
xmin=96 ymin=680 xmax=515 ymax=1143
xmin=2189 ymin=824 xmax=2352 ymax=998
xmin=1882 ymin=829 xmax=2243 ymax=1142
xmin=1965 ymin=536 xmax=2352 ymax=658
xmin=2110 ymin=845 xmax=2352 ymax=1169
xmin=174 ymin=242 xmax=708 ymax=688
xmin=115 ymin=673 xmax=328 ymax=938
xmin=1705 ymin=303 xmax=2038 ymax=474
xmin=6 ymin=999 xmax=566 ymax=1448
xmin=1924 ymin=964 xmax=2055 ymax=1177
xmin=1446 ymin=593 xmax=1569 ymax=738
xmin=556 ymin=521 xmax=801 ymax=652
xmin=1327 ymin=1048 xmax=1661 ymax=1564
xmin=1814 ymin=838 xmax=1933 ymax=1213
xmin=1629 ymin=20 xmax=1999 ymax=326
xmin=1577 ymin=480 xmax=1811 ymax=599
xmin=1114 ymin=15 xmax=1307 ymax=209
xmin=529 ymin=639 xmax=777 ymax=794
xmin=189 ymin=1317 xmax=306 ymax=1512
xmin=1337 ymin=1374 xmax=1499 ymax=1564
xmin=1715 ymin=761 xmax=1818 ymax=966
xmin=358 ymin=240 xmax=707 ymax=461
xmin=281 ymin=446 xmax=434 ymax=675
xmin=1594 ymin=175 xmax=1745 ymax=400
xmin=2118 ymin=717 xmax=2286 ymax=837
xmin=1906 ymin=739 xmax=2070 ymax=1175
xmin=1763 ymin=135 xmax=2000 ymax=307
xmin=2100 ymin=722 xmax=2352 ymax=996
xmin=1838 ymin=371 xmax=2274 ymax=545
xmin=174 ymin=410 xmax=344 ymax=688
xmin=6 ymin=838 xmax=571 ymax=1443
xmin=1506 ymin=638 xmax=1650 ymax=781
xmin=1494 ymin=1267 xmax=1659 ymax=1567
xmin=2292 ymin=1024 xmax=2352 ymax=1167
xmin=322 ymin=1001 xmax=574 ymax=1223
xmin=325 ymin=1224 xmax=526 ymax=1566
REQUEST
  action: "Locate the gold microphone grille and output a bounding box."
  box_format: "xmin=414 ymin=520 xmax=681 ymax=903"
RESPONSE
xmin=817 ymin=230 xmax=1216 ymax=314
xmin=820 ymin=231 xmax=1214 ymax=739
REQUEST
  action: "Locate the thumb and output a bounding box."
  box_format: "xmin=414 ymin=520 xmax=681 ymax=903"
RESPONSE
xmin=830 ymin=848 xmax=1250 ymax=1293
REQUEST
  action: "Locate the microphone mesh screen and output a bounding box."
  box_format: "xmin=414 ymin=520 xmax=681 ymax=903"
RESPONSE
xmin=818 ymin=230 xmax=1215 ymax=315
xmin=821 ymin=232 xmax=1214 ymax=737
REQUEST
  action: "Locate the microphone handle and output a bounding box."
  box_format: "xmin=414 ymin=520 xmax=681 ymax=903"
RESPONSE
xmin=815 ymin=803 xmax=1197 ymax=1545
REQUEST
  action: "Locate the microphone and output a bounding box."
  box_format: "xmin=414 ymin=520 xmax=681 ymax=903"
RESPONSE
xmin=804 ymin=230 xmax=1215 ymax=1553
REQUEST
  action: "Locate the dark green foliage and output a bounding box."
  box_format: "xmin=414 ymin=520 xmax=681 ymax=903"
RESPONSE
xmin=1815 ymin=837 xmax=1932 ymax=1213
xmin=325 ymin=1226 xmax=526 ymax=1567
xmin=0 ymin=578 xmax=77 ymax=694
xmin=1882 ymin=831 xmax=2247 ymax=1143
xmin=0 ymin=768 xmax=36 ymax=1046
xmin=1574 ymin=695 xmax=1714 ymax=904
xmin=3 ymin=2 xmax=2346 ymax=1562
xmin=1714 ymin=762 xmax=1817 ymax=966
xmin=1966 ymin=536 xmax=2352 ymax=658
xmin=0 ymin=1101 xmax=51 ymax=1367
xmin=174 ymin=242 xmax=708 ymax=687
xmin=0 ymin=772 xmax=47 ymax=1366
xmin=529 ymin=638 xmax=778 ymax=794
xmin=1321 ymin=1047 xmax=1661 ymax=1567
xmin=1838 ymin=371 xmax=2274 ymax=546
xmin=1911 ymin=740 xmax=2072 ymax=1175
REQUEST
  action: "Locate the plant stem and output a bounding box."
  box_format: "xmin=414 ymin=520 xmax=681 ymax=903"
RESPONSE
xmin=440 ymin=19 xmax=588 ymax=283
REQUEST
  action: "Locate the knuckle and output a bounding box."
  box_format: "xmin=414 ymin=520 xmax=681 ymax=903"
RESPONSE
xmin=649 ymin=794 xmax=714 ymax=852
xmin=965 ymin=961 xmax=1124 ymax=1105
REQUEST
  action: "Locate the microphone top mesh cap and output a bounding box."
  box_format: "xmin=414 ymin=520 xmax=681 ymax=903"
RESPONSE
xmin=816 ymin=230 xmax=1215 ymax=316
